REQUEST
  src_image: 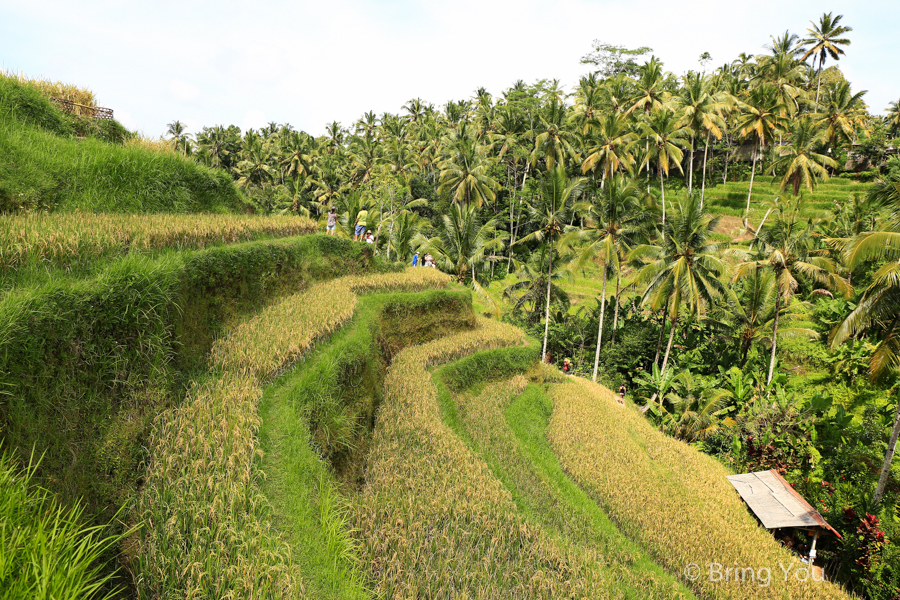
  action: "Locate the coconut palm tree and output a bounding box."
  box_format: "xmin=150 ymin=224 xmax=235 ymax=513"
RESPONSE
xmin=631 ymin=194 xmax=728 ymax=381
xmin=638 ymin=109 xmax=690 ymax=233
xmin=801 ymin=12 xmax=853 ymax=105
xmin=832 ymin=173 xmax=900 ymax=506
xmin=735 ymin=84 xmax=789 ymax=224
xmin=516 ymin=166 xmax=586 ymax=361
xmin=814 ymin=80 xmax=868 ymax=158
xmin=581 ymin=112 xmax=637 ymax=186
xmin=674 ymin=73 xmax=730 ymax=196
xmin=770 ymin=117 xmax=836 ymax=196
xmin=418 ymin=202 xmax=504 ymax=283
xmin=715 ymin=265 xmax=817 ymax=366
xmin=530 ymin=100 xmax=579 ymax=170
xmin=166 ymin=120 xmax=191 ymax=155
xmin=735 ymin=195 xmax=851 ymax=386
xmin=564 ymin=174 xmax=649 ymax=380
xmin=887 ymin=98 xmax=900 ymax=137
xmin=437 ymin=124 xmax=500 ymax=208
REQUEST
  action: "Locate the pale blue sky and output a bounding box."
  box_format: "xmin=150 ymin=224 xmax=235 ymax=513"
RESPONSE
xmin=1 ymin=0 xmax=897 ymax=138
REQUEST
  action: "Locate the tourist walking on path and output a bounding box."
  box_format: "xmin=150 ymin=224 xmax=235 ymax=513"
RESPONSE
xmin=354 ymin=205 xmax=368 ymax=241
xmin=326 ymin=206 xmax=337 ymax=235
xmin=563 ymin=358 xmax=572 ymax=375
xmin=412 ymin=252 xmax=419 ymax=266
xmin=618 ymin=384 xmax=626 ymax=405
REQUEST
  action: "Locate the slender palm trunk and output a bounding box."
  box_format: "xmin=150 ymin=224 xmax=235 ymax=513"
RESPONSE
xmin=700 ymin=131 xmax=711 ymax=210
xmin=541 ymin=240 xmax=554 ymax=362
xmin=611 ymin=268 xmax=621 ymax=344
xmin=654 ymin=299 xmax=669 ymax=367
xmin=687 ymin=136 xmax=695 ymax=194
xmin=815 ymin=60 xmax=824 ymax=105
xmin=508 ymin=185 xmax=515 ymax=274
xmin=591 ymin=269 xmax=609 ymax=381
xmin=660 ymin=316 xmax=677 ymax=377
xmin=660 ymin=170 xmax=666 ymax=243
xmin=723 ymin=135 xmax=730 ymax=184
xmin=645 ymin=141 xmax=650 ymax=193
xmin=873 ymin=398 xmax=900 ymax=506
xmin=745 ymin=141 xmax=759 ymax=227
xmin=766 ymin=290 xmax=781 ymax=387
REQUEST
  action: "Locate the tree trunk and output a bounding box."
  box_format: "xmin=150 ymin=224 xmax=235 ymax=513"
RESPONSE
xmin=873 ymin=397 xmax=900 ymax=506
xmin=766 ymin=290 xmax=781 ymax=387
xmin=815 ymin=58 xmax=824 ymax=106
xmin=745 ymin=141 xmax=759 ymax=228
xmin=723 ymin=135 xmax=730 ymax=184
xmin=700 ymin=131 xmax=711 ymax=210
xmin=688 ymin=135 xmax=695 ymax=194
xmin=612 ymin=268 xmax=621 ymax=344
xmin=660 ymin=169 xmax=667 ymax=243
xmin=508 ymin=184 xmax=515 ymax=274
xmin=645 ymin=140 xmax=650 ymax=193
xmin=654 ymin=299 xmax=669 ymax=367
xmin=541 ymin=239 xmax=554 ymax=362
xmin=592 ymin=268 xmax=609 ymax=381
xmin=660 ymin=316 xmax=677 ymax=378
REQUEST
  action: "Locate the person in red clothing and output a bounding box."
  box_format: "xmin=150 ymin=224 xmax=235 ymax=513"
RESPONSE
xmin=563 ymin=358 xmax=572 ymax=375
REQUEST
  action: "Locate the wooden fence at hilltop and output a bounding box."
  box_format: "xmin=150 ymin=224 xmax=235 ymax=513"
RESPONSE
xmin=49 ymin=97 xmax=114 ymax=120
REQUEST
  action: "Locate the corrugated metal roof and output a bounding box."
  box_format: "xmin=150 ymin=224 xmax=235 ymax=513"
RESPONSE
xmin=727 ymin=469 xmax=841 ymax=538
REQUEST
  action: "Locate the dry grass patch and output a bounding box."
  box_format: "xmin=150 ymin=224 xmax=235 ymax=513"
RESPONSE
xmin=0 ymin=212 xmax=317 ymax=272
xmin=137 ymin=268 xmax=450 ymax=598
xmin=355 ymin=320 xmax=659 ymax=598
xmin=547 ymin=376 xmax=853 ymax=600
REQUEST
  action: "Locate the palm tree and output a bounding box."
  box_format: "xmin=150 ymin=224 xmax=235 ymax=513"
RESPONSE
xmin=770 ymin=117 xmax=836 ymax=196
xmin=801 ymin=12 xmax=853 ymax=105
xmin=716 ymin=265 xmax=817 ymax=366
xmin=503 ymin=245 xmax=571 ymax=322
xmin=388 ymin=209 xmax=427 ymax=262
xmin=674 ymin=73 xmax=730 ymax=197
xmin=815 ymin=80 xmax=868 ymax=158
xmin=638 ymin=109 xmax=690 ymax=233
xmin=581 ymin=112 xmax=637 ymax=186
xmin=631 ymin=195 xmax=727 ymax=381
xmin=418 ymin=202 xmax=504 ymax=283
xmin=735 ymin=195 xmax=851 ymax=386
xmin=832 ymin=173 xmax=900 ymax=506
xmin=530 ymin=100 xmax=579 ymax=170
xmin=565 ymin=175 xmax=648 ymax=381
xmin=166 ymin=120 xmax=191 ymax=155
xmin=735 ymin=84 xmax=789 ymax=224
xmin=437 ymin=125 xmax=500 ymax=208
xmin=516 ymin=166 xmax=586 ymax=361
xmin=887 ymin=98 xmax=900 ymax=137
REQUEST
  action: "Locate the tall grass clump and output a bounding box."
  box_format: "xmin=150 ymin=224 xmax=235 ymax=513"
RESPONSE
xmin=547 ymin=377 xmax=854 ymax=600
xmin=0 ymin=449 xmax=126 ymax=600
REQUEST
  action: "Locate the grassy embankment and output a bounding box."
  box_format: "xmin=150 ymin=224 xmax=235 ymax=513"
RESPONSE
xmin=257 ymin=284 xmax=475 ymax=598
xmin=548 ymin=375 xmax=854 ymax=600
xmin=435 ymin=355 xmax=696 ymax=598
xmin=135 ymin=268 xmax=454 ymax=598
xmin=0 ymin=76 xmax=244 ymax=213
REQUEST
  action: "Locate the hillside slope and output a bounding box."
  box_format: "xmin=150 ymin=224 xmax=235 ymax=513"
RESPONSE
xmin=0 ymin=77 xmax=245 ymax=213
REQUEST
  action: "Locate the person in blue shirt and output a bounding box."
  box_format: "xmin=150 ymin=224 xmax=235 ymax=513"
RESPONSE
xmin=412 ymin=252 xmax=419 ymax=266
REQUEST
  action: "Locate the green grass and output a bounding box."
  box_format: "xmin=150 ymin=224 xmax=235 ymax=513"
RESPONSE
xmin=256 ymin=288 xmax=476 ymax=598
xmin=0 ymin=77 xmax=245 ymax=213
xmin=433 ymin=353 xmax=696 ymax=598
xmin=0 ymin=449 xmax=127 ymax=600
